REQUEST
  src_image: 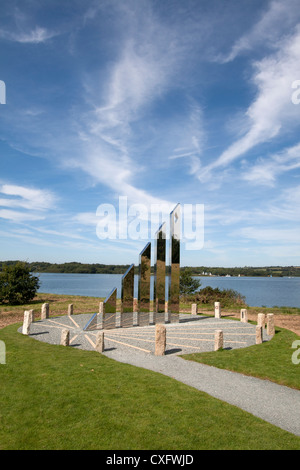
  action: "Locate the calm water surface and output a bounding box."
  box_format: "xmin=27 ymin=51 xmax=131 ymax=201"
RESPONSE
xmin=37 ymin=273 xmax=300 ymax=308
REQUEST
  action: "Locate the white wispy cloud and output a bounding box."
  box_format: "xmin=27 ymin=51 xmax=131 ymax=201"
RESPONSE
xmin=0 ymin=209 xmax=45 ymax=223
xmin=68 ymin=4 xmax=201 ymax=207
xmin=0 ymin=26 xmax=58 ymax=43
xmin=0 ymin=184 xmax=57 ymax=224
xmin=168 ymin=103 xmax=204 ymax=176
xmin=0 ymin=184 xmax=57 ymax=211
xmin=233 ymin=226 xmax=300 ymax=244
xmin=198 ymin=25 xmax=300 ymax=182
xmin=242 ymin=142 xmax=300 ymax=186
xmin=217 ymin=0 xmax=300 ymax=63
xmin=0 ymin=7 xmax=59 ymax=44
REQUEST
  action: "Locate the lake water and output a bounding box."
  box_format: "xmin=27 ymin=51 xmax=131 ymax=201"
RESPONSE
xmin=37 ymin=273 xmax=300 ymax=308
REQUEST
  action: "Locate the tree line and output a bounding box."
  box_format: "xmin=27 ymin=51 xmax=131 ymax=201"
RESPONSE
xmin=1 ymin=261 xmax=299 ymax=277
xmin=186 ymin=266 xmax=300 ymax=277
xmin=0 ymin=261 xmax=134 ymax=274
xmin=0 ymin=261 xmax=300 ymax=277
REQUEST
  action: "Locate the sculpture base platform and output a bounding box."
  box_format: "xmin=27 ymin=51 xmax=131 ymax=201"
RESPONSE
xmin=18 ymin=313 xmax=272 ymax=356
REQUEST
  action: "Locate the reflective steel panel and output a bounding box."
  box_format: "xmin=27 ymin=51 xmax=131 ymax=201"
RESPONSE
xmin=154 ymin=222 xmax=166 ymax=322
xmin=138 ymin=242 xmax=151 ymax=326
xmin=83 ymin=312 xmax=98 ymax=331
xmin=103 ymin=287 xmax=117 ymax=329
xmin=169 ymin=204 xmax=181 ymax=322
xmin=120 ymin=264 xmax=134 ymax=327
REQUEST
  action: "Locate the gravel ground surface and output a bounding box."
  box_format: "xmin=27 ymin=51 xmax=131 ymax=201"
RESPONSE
xmin=19 ymin=313 xmax=269 ymax=354
xmin=18 ymin=313 xmax=300 ymax=437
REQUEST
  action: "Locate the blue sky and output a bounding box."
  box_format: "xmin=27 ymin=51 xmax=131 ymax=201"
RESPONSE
xmin=0 ymin=0 xmax=300 ymax=267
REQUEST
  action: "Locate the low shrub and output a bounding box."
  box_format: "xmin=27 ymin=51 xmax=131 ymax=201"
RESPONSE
xmin=187 ymin=286 xmax=247 ymax=308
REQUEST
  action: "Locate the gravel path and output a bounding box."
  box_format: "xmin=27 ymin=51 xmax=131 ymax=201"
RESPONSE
xmin=20 ymin=313 xmax=300 ymax=437
xmin=103 ymin=346 xmax=300 ymax=437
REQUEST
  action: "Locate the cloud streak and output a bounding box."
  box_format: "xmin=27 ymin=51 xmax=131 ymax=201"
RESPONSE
xmin=70 ymin=2 xmax=205 ymax=207
xmin=217 ymin=0 xmax=300 ymax=63
xmin=0 ymin=26 xmax=58 ymax=43
xmin=0 ymin=184 xmax=57 ymax=223
xmin=242 ymin=142 xmax=300 ymax=186
xmin=198 ymin=25 xmax=300 ymax=182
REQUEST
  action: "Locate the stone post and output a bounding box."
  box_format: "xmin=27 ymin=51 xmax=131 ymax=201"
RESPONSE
xmin=68 ymin=304 xmax=73 ymax=316
xmin=98 ymin=302 xmax=104 ymax=329
xmin=29 ymin=309 xmax=34 ymax=323
xmin=133 ymin=311 xmax=139 ymax=327
xmin=214 ymin=302 xmax=221 ymax=319
xmin=191 ymin=303 xmax=197 ymax=315
xmin=240 ymin=308 xmax=248 ymax=323
xmin=60 ymin=329 xmax=70 ymax=346
xmin=155 ymin=324 xmax=166 ymax=356
xmin=267 ymin=313 xmax=275 ymax=337
xmin=95 ymin=332 xmax=104 ymax=353
xmin=214 ymin=330 xmax=223 ymax=351
xmin=257 ymin=313 xmax=266 ymax=329
xmin=22 ymin=310 xmax=34 ymax=335
xmin=41 ymin=303 xmax=49 ymax=320
xmin=256 ymin=326 xmax=263 ymax=344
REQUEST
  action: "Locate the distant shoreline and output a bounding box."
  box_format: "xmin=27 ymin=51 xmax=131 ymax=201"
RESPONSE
xmin=1 ymin=261 xmax=300 ymax=277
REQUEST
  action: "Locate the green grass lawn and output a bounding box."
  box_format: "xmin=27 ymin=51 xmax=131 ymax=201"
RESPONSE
xmin=0 ymin=324 xmax=300 ymax=450
xmin=183 ymin=327 xmax=300 ymax=390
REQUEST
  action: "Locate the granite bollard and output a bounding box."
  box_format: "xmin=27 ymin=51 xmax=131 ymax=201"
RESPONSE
xmin=214 ymin=302 xmax=221 ymax=319
xmin=41 ymin=303 xmax=49 ymax=320
xmin=155 ymin=324 xmax=166 ymax=356
xmin=214 ymin=330 xmax=223 ymax=351
xmin=95 ymin=332 xmax=104 ymax=353
xmin=240 ymin=308 xmax=248 ymax=323
xmin=29 ymin=309 xmax=34 ymax=323
xmin=60 ymin=329 xmax=70 ymax=346
xmin=98 ymin=302 xmax=104 ymax=329
xmin=191 ymin=303 xmax=197 ymax=315
xmin=22 ymin=310 xmax=34 ymax=335
xmin=68 ymin=304 xmax=73 ymax=316
xmin=257 ymin=313 xmax=266 ymax=329
xmin=267 ymin=313 xmax=275 ymax=337
xmin=256 ymin=326 xmax=263 ymax=344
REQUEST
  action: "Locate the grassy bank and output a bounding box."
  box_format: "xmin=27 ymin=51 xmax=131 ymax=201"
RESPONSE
xmin=0 ymin=293 xmax=104 ymax=328
xmin=1 ymin=292 xmax=299 ymax=322
xmin=1 ymin=323 xmax=300 ymax=450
